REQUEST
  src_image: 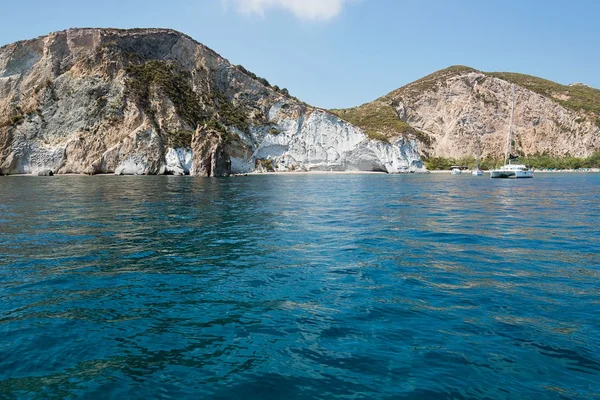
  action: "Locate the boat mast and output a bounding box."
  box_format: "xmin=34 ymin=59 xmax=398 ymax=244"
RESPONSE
xmin=505 ymin=85 xmax=515 ymax=165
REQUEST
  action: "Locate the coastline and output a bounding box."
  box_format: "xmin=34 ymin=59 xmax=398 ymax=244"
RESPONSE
xmin=242 ymin=170 xmax=390 ymax=176
xmin=431 ymin=169 xmax=600 ymax=174
xmin=2 ymin=169 xmax=598 ymax=177
xmin=1 ymin=170 xmax=393 ymax=177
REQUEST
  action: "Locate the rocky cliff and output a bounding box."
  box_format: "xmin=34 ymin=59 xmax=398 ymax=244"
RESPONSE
xmin=0 ymin=28 xmax=425 ymax=176
xmin=332 ymin=66 xmax=600 ymax=160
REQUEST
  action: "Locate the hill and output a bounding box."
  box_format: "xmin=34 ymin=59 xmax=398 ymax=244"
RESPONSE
xmin=331 ymin=66 xmax=600 ymax=165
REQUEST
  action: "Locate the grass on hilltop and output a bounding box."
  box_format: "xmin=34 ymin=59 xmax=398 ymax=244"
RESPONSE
xmin=330 ymin=103 xmax=430 ymax=144
xmin=487 ymin=72 xmax=600 ymax=117
xmin=381 ymin=65 xmax=478 ymax=101
xmin=330 ymin=66 xmax=478 ymax=143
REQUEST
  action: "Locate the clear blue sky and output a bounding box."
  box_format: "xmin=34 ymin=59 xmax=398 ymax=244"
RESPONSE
xmin=1 ymin=0 xmax=598 ymax=109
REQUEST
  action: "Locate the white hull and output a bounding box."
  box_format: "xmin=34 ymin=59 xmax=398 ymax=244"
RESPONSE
xmin=472 ymin=169 xmax=483 ymax=176
xmin=490 ymin=167 xmax=534 ymax=179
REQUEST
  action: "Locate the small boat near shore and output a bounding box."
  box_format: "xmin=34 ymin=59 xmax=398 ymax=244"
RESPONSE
xmin=450 ymin=166 xmax=466 ymax=175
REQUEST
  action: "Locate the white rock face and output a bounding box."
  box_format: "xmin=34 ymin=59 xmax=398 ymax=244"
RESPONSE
xmin=165 ymin=148 xmax=193 ymax=175
xmin=237 ymin=107 xmax=424 ymax=174
xmin=114 ymin=156 xmax=150 ymax=175
xmin=5 ymin=141 xmax=65 ymax=175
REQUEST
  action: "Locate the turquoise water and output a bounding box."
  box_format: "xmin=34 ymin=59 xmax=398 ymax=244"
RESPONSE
xmin=1 ymin=173 xmax=599 ymax=399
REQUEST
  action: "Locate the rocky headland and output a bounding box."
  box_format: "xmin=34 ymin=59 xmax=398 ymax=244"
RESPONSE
xmin=0 ymin=28 xmax=424 ymax=176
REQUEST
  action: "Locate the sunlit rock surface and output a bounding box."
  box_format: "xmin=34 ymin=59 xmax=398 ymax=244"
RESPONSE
xmin=0 ymin=28 xmax=425 ymax=175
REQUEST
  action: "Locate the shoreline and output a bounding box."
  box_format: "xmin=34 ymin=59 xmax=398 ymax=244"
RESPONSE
xmin=1 ymin=170 xmax=397 ymax=177
xmin=2 ymin=169 xmax=598 ymax=177
xmin=430 ymin=169 xmax=600 ymax=174
xmin=242 ymin=170 xmax=390 ymax=176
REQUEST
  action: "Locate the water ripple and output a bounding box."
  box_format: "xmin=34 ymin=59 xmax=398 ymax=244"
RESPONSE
xmin=0 ymin=173 xmax=599 ymax=399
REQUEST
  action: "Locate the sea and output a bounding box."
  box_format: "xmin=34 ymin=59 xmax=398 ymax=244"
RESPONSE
xmin=1 ymin=173 xmax=599 ymax=399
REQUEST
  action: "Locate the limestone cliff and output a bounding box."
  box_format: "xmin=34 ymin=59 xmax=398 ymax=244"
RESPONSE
xmin=332 ymin=66 xmax=600 ymax=160
xmin=0 ymin=28 xmax=424 ymax=175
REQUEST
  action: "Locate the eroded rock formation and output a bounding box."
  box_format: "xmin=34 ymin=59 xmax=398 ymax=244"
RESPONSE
xmin=0 ymin=28 xmax=425 ymax=175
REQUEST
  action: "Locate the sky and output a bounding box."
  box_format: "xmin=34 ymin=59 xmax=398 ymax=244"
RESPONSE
xmin=1 ymin=0 xmax=598 ymax=109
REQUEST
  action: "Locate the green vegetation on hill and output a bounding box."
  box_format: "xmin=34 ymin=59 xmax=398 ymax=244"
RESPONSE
xmin=164 ymin=130 xmax=194 ymax=148
xmin=255 ymin=158 xmax=275 ymax=172
xmin=424 ymin=152 xmax=600 ymax=171
xmin=210 ymin=91 xmax=248 ymax=132
xmin=487 ymin=72 xmax=600 ymax=117
xmin=330 ymin=103 xmax=430 ymax=143
xmin=125 ymin=60 xmax=249 ymax=143
xmin=234 ymin=65 xmax=289 ymax=96
xmin=519 ymin=152 xmax=600 ymax=170
xmin=423 ymin=156 xmax=500 ymax=171
xmin=125 ymin=60 xmax=206 ymax=128
xmin=330 ymin=66 xmax=479 ymax=143
xmin=0 ymin=113 xmax=24 ymax=129
xmin=381 ymin=65 xmax=478 ymax=101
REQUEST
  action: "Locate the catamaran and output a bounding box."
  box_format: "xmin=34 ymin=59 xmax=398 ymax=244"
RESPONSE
xmin=490 ymin=161 xmax=533 ymax=178
xmin=490 ymin=85 xmax=534 ymax=179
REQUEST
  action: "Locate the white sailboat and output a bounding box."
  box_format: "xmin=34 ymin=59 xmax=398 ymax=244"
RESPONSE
xmin=490 ymin=85 xmax=534 ymax=179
